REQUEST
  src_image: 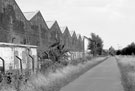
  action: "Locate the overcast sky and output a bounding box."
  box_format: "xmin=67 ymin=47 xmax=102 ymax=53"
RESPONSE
xmin=16 ymin=0 xmax=135 ymax=49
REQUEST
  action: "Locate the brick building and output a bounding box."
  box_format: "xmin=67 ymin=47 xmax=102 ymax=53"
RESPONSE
xmin=46 ymin=21 xmax=63 ymax=46
xmin=60 ymin=27 xmax=72 ymax=50
xmin=24 ymin=11 xmax=49 ymax=50
xmin=0 ymin=0 xmax=84 ymax=57
xmin=71 ymin=31 xmax=78 ymax=51
xmin=0 ymin=0 xmax=30 ymax=44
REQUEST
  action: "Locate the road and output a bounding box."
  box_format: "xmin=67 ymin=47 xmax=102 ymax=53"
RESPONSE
xmin=60 ymin=57 xmax=123 ymax=91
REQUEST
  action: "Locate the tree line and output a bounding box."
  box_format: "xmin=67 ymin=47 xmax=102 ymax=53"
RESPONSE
xmin=116 ymin=42 xmax=135 ymax=55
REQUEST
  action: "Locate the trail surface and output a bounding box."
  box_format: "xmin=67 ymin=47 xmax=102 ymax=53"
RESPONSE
xmin=60 ymin=57 xmax=123 ymax=91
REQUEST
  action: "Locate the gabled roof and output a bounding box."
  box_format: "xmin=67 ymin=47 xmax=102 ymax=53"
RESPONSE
xmin=60 ymin=27 xmax=67 ymax=34
xmin=79 ymin=35 xmax=82 ymax=40
xmin=72 ymin=31 xmax=77 ymax=39
xmin=23 ymin=10 xmax=39 ymax=20
xmin=76 ymin=34 xmax=80 ymax=39
xmin=69 ymin=31 xmax=74 ymax=37
xmin=46 ymin=21 xmax=56 ymax=29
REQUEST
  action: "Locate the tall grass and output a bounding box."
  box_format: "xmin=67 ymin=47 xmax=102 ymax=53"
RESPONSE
xmin=20 ymin=57 xmax=107 ymax=91
xmin=1 ymin=57 xmax=107 ymax=91
xmin=116 ymin=56 xmax=135 ymax=91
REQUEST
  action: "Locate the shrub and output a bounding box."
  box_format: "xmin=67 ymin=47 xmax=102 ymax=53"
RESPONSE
xmin=40 ymin=59 xmax=54 ymax=73
xmin=38 ymin=42 xmax=70 ymax=72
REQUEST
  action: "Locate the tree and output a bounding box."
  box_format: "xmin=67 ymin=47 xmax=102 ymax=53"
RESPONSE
xmin=102 ymin=49 xmax=109 ymax=56
xmin=117 ymin=42 xmax=135 ymax=55
xmin=116 ymin=50 xmax=121 ymax=55
xmin=109 ymin=46 xmax=116 ymax=56
xmin=88 ymin=33 xmax=103 ymax=56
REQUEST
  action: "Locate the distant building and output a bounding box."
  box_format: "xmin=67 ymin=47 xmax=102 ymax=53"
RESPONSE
xmin=83 ymin=36 xmax=90 ymax=53
xmin=72 ymin=31 xmax=78 ymax=51
xmin=77 ymin=34 xmax=84 ymax=52
xmin=60 ymin=27 xmax=72 ymax=50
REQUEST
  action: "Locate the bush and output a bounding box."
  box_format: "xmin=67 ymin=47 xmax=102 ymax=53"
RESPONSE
xmin=50 ymin=62 xmax=64 ymax=72
xmin=86 ymin=55 xmax=92 ymax=60
xmin=40 ymin=59 xmax=54 ymax=73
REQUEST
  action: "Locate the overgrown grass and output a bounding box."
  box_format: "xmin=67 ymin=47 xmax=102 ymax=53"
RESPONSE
xmin=20 ymin=57 xmax=108 ymax=91
xmin=116 ymin=56 xmax=135 ymax=91
xmin=2 ymin=57 xmax=108 ymax=91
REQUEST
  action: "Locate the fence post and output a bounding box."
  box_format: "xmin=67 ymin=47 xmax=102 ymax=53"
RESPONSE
xmin=29 ymin=55 xmax=34 ymax=73
xmin=16 ymin=56 xmax=23 ymax=73
xmin=0 ymin=57 xmax=5 ymax=74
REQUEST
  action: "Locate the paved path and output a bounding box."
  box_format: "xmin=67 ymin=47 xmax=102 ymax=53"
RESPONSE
xmin=60 ymin=57 xmax=123 ymax=91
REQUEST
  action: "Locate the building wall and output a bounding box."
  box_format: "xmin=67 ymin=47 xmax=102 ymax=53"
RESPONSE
xmin=29 ymin=12 xmax=49 ymax=50
xmin=62 ymin=27 xmax=72 ymax=50
xmin=78 ymin=35 xmax=84 ymax=52
xmin=71 ymin=32 xmax=78 ymax=51
xmin=49 ymin=21 xmax=63 ymax=45
xmin=0 ymin=44 xmax=37 ymax=72
xmin=81 ymin=37 xmax=84 ymax=52
xmin=0 ymin=0 xmax=31 ymax=44
xmin=0 ymin=0 xmax=84 ymax=56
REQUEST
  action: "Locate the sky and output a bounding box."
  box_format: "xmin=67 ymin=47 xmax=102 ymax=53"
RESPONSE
xmin=15 ymin=0 xmax=135 ymax=49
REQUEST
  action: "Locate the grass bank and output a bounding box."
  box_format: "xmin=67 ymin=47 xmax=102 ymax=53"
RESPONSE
xmin=21 ymin=57 xmax=108 ymax=91
xmin=2 ymin=57 xmax=108 ymax=91
xmin=116 ymin=56 xmax=135 ymax=91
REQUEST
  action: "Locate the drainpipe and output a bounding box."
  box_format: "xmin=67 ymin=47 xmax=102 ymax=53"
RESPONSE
xmin=27 ymin=48 xmax=35 ymax=73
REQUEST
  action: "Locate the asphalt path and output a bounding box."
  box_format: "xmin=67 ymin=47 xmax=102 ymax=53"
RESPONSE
xmin=60 ymin=57 xmax=123 ymax=91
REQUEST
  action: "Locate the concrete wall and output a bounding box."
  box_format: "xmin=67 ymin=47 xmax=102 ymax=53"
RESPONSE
xmin=0 ymin=43 xmax=37 ymax=72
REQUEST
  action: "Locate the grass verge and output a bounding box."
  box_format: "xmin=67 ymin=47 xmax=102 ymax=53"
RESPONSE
xmin=116 ymin=56 xmax=135 ymax=91
xmin=2 ymin=57 xmax=108 ymax=91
